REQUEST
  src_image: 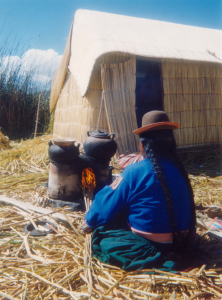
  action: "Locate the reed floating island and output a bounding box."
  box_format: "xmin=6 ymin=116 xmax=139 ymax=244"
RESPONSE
xmin=0 ymin=135 xmax=222 ymax=299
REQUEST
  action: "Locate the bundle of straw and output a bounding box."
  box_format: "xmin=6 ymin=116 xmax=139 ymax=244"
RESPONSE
xmin=0 ymin=199 xmax=222 ymax=299
xmin=82 ymin=168 xmax=96 ymax=295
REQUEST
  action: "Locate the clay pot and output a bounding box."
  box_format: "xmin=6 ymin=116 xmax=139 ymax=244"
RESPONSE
xmin=48 ymin=140 xmax=80 ymax=163
xmin=83 ymin=131 xmax=117 ymax=160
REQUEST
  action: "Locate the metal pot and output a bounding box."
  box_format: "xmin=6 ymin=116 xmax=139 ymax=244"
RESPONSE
xmin=83 ymin=131 xmax=117 ymax=160
xmin=48 ymin=140 xmax=80 ymax=163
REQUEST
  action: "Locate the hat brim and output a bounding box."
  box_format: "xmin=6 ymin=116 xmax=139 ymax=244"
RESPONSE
xmin=133 ymin=122 xmax=180 ymax=135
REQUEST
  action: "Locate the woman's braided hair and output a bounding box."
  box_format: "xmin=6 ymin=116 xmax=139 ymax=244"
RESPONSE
xmin=139 ymin=129 xmax=196 ymax=250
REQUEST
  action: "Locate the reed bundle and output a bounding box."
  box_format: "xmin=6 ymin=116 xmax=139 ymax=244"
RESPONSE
xmin=101 ymin=56 xmax=139 ymax=155
xmin=83 ymin=188 xmax=94 ymax=294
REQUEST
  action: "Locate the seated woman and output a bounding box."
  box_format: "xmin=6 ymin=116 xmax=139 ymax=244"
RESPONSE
xmin=82 ymin=110 xmax=203 ymax=271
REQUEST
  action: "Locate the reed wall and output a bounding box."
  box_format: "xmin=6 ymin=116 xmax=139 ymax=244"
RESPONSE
xmin=162 ymin=60 xmax=222 ymax=148
xmin=53 ymin=52 xmax=135 ymax=148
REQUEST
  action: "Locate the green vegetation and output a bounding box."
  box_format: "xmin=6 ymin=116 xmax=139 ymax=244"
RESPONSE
xmin=0 ymin=38 xmax=51 ymax=140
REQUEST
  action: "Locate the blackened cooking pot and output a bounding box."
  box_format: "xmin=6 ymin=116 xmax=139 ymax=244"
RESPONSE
xmin=48 ymin=140 xmax=80 ymax=163
xmin=83 ymin=131 xmax=117 ymax=160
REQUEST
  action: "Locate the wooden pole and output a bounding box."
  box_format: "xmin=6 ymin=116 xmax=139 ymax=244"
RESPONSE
xmin=34 ymin=94 xmax=41 ymax=138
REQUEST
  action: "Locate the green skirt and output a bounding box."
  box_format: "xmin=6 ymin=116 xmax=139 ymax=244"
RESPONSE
xmin=91 ymin=219 xmax=205 ymax=272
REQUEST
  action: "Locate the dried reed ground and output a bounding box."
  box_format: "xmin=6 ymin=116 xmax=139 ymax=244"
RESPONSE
xmin=0 ymin=135 xmax=221 ymax=300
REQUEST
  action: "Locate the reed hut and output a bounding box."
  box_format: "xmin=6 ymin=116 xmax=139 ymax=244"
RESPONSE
xmin=50 ymin=9 xmax=222 ymax=154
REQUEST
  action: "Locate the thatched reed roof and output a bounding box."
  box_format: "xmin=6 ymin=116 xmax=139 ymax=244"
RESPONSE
xmin=68 ymin=9 xmax=222 ymax=97
xmin=50 ymin=9 xmax=222 ymax=113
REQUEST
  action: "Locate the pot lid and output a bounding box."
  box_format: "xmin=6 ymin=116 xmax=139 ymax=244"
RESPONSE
xmin=88 ymin=130 xmax=110 ymax=138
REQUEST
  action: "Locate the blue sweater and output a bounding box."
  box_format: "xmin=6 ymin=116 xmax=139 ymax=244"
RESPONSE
xmin=85 ymin=158 xmax=192 ymax=234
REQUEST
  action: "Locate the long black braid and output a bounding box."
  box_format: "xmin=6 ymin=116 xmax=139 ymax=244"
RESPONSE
xmin=139 ymin=129 xmax=196 ymax=251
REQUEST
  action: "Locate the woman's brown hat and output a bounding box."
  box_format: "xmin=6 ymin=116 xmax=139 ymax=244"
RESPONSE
xmin=133 ymin=110 xmax=180 ymax=135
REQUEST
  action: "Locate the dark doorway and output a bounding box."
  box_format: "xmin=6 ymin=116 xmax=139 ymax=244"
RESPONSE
xmin=135 ymin=60 xmax=163 ymax=128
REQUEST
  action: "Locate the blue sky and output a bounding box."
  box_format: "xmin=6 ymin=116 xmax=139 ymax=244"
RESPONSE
xmin=1 ymin=0 xmax=222 ymax=55
xmin=0 ymin=0 xmax=221 ymax=81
